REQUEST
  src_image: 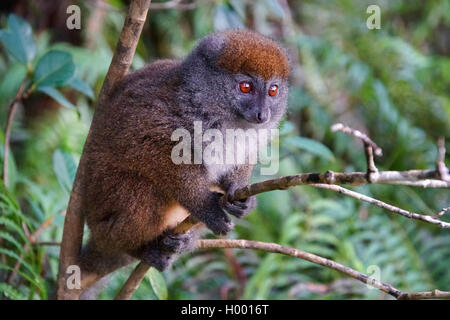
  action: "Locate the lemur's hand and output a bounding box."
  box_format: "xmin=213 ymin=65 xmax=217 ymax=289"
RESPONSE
xmin=220 ymin=183 xmax=257 ymax=218
xmin=190 ymin=192 xmax=234 ymax=236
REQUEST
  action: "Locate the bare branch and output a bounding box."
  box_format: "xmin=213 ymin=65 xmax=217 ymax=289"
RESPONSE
xmin=331 ymin=123 xmax=383 ymax=157
xmin=232 ymin=170 xmax=450 ymax=205
xmin=398 ymin=289 xmax=450 ymax=300
xmin=112 ymin=217 xmax=201 ymax=299
xmin=3 ymin=81 xmax=26 ymax=187
xmin=437 ymin=137 xmax=450 ymax=182
xmin=84 ymin=142 xmax=450 ymax=298
xmin=114 ymin=262 xmax=150 ymax=300
xmin=116 ymin=239 xmax=450 ymax=300
xmin=311 ymin=184 xmax=450 ymax=228
xmin=433 ymin=207 xmax=450 ymax=219
xmin=56 ymin=0 xmax=152 ymax=300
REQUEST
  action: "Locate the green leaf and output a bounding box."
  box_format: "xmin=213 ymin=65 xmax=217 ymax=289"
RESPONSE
xmin=37 ymin=86 xmax=75 ymax=109
xmin=67 ymin=77 xmax=94 ymax=98
xmin=0 ymin=14 xmax=36 ymax=64
xmin=33 ymin=50 xmax=75 ymax=88
xmin=285 ymin=136 xmax=335 ymax=161
xmin=0 ymin=63 xmax=27 ymax=106
xmin=52 ymin=149 xmax=77 ymax=196
xmin=0 ymin=283 xmax=27 ymax=300
xmin=147 ymin=267 xmax=168 ymax=300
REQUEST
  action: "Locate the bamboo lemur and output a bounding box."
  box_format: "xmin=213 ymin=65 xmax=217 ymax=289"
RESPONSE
xmin=80 ymin=30 xmax=290 ymax=274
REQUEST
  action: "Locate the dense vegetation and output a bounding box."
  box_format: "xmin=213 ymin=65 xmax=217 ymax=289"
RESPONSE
xmin=0 ymin=0 xmax=449 ymax=300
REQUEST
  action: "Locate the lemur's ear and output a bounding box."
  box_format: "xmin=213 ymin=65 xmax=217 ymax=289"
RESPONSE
xmin=193 ymin=31 xmax=227 ymax=63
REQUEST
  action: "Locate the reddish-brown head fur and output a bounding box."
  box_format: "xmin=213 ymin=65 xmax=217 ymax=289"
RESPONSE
xmin=216 ymin=30 xmax=290 ymax=80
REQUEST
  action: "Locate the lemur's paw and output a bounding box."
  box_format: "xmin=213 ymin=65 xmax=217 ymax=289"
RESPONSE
xmin=205 ymin=210 xmax=234 ymax=236
xmin=220 ymin=185 xmax=257 ymax=218
xmin=160 ymin=232 xmax=194 ymax=254
xmin=140 ymin=246 xmax=175 ymax=271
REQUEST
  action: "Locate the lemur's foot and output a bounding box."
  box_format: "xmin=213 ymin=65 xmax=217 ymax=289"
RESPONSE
xmin=139 ymin=245 xmax=175 ymax=272
xmin=138 ymin=230 xmax=198 ymax=271
xmin=160 ymin=231 xmax=196 ymax=254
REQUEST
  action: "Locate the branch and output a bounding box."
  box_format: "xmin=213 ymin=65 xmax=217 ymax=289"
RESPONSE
xmin=331 ymin=123 xmax=383 ymax=157
xmin=437 ymin=137 xmax=450 ymax=183
xmin=115 ymin=123 xmax=449 ymax=300
xmin=116 ymin=239 xmax=450 ymax=300
xmin=3 ymin=81 xmax=26 ymax=188
xmin=113 ymin=219 xmax=201 ymax=300
xmin=114 ymin=262 xmax=151 ymax=300
xmin=83 ymin=123 xmax=449 ymax=298
xmin=56 ymin=0 xmax=152 ymax=300
xmin=311 ymin=184 xmax=450 ymax=228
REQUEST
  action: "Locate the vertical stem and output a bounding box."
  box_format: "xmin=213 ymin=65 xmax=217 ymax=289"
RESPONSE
xmin=56 ymin=0 xmax=152 ymax=300
xmin=3 ymin=81 xmax=26 ymax=188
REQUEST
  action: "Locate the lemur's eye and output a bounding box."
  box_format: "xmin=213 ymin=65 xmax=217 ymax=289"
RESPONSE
xmin=268 ymin=85 xmax=278 ymax=97
xmin=239 ymin=81 xmax=252 ymax=93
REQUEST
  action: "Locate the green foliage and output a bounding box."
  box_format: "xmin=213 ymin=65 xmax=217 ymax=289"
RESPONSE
xmin=33 ymin=50 xmax=75 ymax=88
xmin=0 ymin=14 xmax=92 ymax=114
xmin=147 ymin=267 xmax=168 ymax=300
xmin=0 ymin=14 xmax=36 ymax=64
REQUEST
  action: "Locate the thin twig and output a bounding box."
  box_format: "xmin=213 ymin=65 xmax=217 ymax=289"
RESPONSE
xmin=116 ymin=239 xmax=450 ymax=300
xmin=436 ymin=137 xmax=450 ymax=182
xmin=114 ymin=262 xmax=150 ymax=300
xmin=331 ymin=123 xmax=383 ymax=157
xmin=3 ymin=81 xmax=26 ymax=187
xmin=112 ymin=219 xmax=202 ymax=300
xmin=311 ymin=184 xmax=450 ymax=228
xmin=398 ymin=289 xmax=450 ymax=300
xmin=84 ymin=157 xmax=450 ymax=297
xmin=433 ymin=207 xmax=450 ymax=219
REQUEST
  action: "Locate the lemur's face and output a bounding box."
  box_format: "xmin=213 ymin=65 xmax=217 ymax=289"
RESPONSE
xmin=232 ymin=74 xmax=288 ymax=125
xmin=213 ymin=30 xmax=289 ymax=127
xmin=183 ymin=29 xmax=290 ymax=127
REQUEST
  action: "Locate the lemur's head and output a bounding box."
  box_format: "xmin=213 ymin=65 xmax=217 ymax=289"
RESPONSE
xmin=182 ymin=29 xmax=290 ymax=128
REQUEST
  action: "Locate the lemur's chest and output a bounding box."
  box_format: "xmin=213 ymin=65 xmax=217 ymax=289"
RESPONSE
xmin=204 ymin=130 xmax=263 ymax=183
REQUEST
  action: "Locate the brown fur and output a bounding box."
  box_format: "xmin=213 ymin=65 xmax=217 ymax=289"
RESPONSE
xmin=216 ymin=30 xmax=290 ymax=80
xmin=82 ymin=59 xmax=185 ymax=255
xmin=80 ymin=30 xmax=288 ymax=276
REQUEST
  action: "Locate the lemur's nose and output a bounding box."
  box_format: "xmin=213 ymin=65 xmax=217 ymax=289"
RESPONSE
xmin=256 ymin=109 xmax=270 ymax=124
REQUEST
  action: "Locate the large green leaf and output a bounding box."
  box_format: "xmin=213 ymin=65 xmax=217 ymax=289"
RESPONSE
xmin=0 ymin=63 xmax=27 ymax=106
xmin=33 ymin=50 xmax=75 ymax=88
xmin=147 ymin=267 xmax=168 ymax=300
xmin=67 ymin=77 xmax=94 ymax=98
xmin=37 ymin=86 xmax=75 ymax=109
xmin=285 ymin=136 xmax=335 ymax=161
xmin=52 ymin=149 xmax=77 ymax=196
xmin=0 ymin=14 xmax=36 ymax=64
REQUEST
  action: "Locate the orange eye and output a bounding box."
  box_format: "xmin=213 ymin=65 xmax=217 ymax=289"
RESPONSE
xmin=268 ymin=85 xmax=278 ymax=97
xmin=239 ymin=81 xmax=252 ymax=93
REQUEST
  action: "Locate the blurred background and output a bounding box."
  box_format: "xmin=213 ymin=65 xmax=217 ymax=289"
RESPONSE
xmin=0 ymin=0 xmax=449 ymax=300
